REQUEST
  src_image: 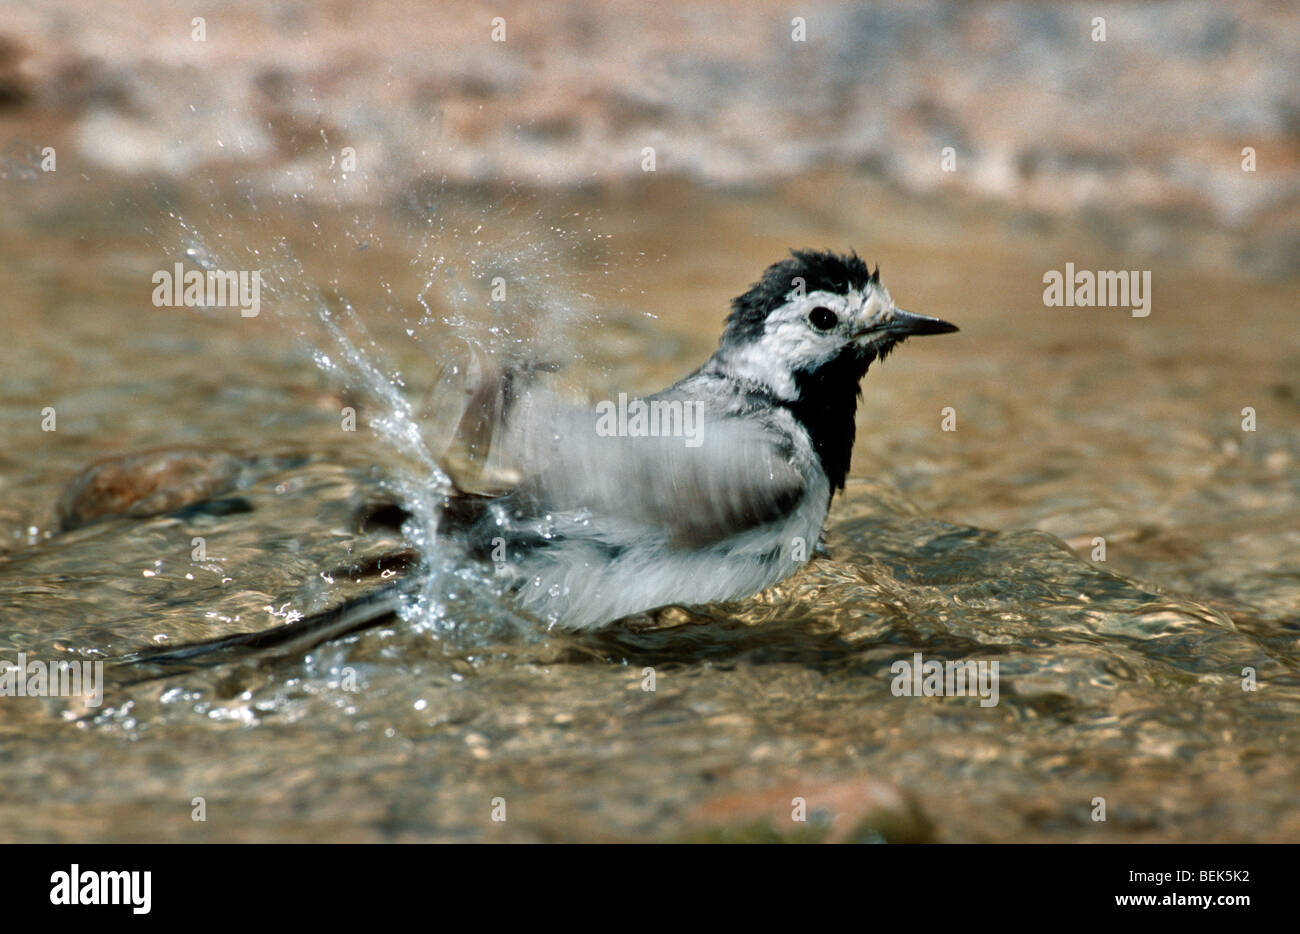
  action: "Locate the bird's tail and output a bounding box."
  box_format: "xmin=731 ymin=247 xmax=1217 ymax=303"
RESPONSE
xmin=115 ymin=575 xmax=417 ymax=682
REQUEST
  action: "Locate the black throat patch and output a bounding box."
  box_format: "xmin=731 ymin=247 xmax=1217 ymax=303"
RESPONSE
xmin=784 ymin=343 xmax=883 ymax=494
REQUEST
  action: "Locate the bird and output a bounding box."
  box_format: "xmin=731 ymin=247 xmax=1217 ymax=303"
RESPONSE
xmin=121 ymin=249 xmax=957 ymax=674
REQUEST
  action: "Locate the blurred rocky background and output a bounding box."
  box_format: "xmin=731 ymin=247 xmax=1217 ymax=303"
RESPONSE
xmin=2 ymin=0 xmax=1297 ymax=276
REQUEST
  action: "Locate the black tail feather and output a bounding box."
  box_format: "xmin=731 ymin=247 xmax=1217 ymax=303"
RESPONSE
xmin=114 ymin=577 xmax=414 ymax=683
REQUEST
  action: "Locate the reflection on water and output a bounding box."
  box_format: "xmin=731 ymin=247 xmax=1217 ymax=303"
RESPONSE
xmin=1 ymin=170 xmax=1298 ymax=842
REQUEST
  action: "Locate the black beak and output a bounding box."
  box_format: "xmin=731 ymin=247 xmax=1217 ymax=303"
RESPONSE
xmin=885 ymin=307 xmax=959 ymax=336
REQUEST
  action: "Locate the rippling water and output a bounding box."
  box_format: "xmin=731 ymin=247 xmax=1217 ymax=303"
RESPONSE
xmin=1 ymin=169 xmax=1297 ymax=842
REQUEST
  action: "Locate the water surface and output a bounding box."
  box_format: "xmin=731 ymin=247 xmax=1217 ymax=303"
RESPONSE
xmin=1 ymin=169 xmax=1297 ymax=842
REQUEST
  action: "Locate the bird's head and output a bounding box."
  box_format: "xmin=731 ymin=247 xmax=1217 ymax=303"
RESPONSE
xmin=714 ymin=249 xmax=957 ymax=401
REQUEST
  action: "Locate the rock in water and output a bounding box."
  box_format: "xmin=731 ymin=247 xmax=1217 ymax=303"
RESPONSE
xmin=57 ymin=447 xmax=246 ymax=531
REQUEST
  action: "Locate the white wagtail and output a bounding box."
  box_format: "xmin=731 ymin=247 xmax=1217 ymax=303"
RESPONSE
xmin=125 ymin=250 xmax=956 ymax=670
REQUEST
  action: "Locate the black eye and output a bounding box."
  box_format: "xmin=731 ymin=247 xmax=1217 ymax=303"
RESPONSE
xmin=809 ymin=306 xmax=838 ymax=331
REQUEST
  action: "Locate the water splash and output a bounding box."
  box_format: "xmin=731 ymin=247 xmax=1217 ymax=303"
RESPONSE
xmin=144 ymin=146 xmax=606 ymax=642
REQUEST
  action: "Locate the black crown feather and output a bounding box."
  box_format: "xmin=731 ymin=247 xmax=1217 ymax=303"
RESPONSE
xmin=723 ymin=249 xmax=879 ymax=343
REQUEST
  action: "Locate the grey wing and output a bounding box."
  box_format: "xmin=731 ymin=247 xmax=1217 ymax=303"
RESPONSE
xmin=507 ymin=404 xmax=808 ymax=548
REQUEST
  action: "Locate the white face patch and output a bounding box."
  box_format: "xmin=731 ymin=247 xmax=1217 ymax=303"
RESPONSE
xmin=719 ymin=284 xmax=895 ymax=399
